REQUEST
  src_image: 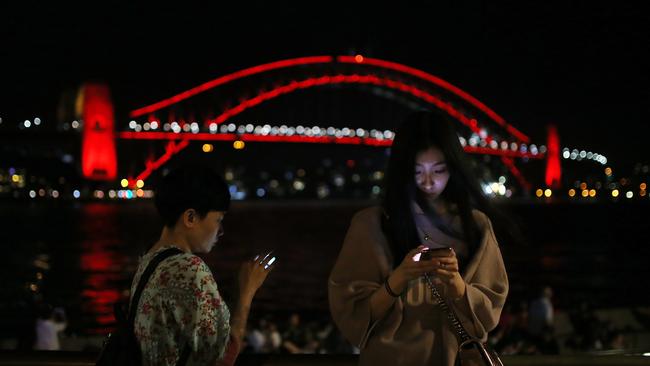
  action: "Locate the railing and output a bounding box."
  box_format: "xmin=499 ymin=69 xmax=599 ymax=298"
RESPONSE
xmin=2 ymin=352 xmax=650 ymax=366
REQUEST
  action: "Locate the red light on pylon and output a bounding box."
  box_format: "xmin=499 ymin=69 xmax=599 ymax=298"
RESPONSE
xmin=545 ymin=124 xmax=562 ymax=189
xmin=81 ymin=83 xmax=117 ymax=180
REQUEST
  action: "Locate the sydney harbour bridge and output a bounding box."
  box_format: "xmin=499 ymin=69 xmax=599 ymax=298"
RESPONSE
xmin=67 ymin=55 xmax=609 ymax=200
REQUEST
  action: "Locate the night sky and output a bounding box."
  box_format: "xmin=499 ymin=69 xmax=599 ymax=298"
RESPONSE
xmin=2 ymin=1 xmax=648 ymax=171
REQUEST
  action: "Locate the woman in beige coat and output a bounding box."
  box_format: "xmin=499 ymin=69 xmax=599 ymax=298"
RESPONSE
xmin=329 ymin=110 xmax=510 ymax=365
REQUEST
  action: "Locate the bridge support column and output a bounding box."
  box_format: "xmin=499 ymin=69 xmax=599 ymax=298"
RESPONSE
xmin=80 ymin=83 xmax=117 ymax=181
xmin=545 ymin=124 xmax=562 ymax=189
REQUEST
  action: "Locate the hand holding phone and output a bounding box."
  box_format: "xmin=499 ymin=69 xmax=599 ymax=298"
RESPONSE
xmin=417 ymin=247 xmax=453 ymax=261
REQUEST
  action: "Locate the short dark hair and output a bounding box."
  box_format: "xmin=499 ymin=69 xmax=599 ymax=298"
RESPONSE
xmin=154 ymin=165 xmax=230 ymax=228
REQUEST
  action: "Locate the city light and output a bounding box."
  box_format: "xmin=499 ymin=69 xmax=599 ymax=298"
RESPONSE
xmin=641 ymin=183 xmax=647 ymax=190
xmin=310 ymin=183 xmax=327 ymax=199
xmin=497 ymin=185 xmax=505 ymax=196
xmin=3 ymin=105 xmax=631 ymax=204
xmin=612 ymin=189 xmax=619 ymax=198
xmin=293 ymin=180 xmax=305 ymax=191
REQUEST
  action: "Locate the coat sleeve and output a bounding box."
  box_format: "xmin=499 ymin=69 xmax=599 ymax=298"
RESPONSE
xmin=450 ymin=213 xmax=509 ymax=341
xmin=328 ymin=208 xmax=392 ymax=348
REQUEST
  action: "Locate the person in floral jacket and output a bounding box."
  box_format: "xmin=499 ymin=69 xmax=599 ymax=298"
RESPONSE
xmin=131 ymin=165 xmax=275 ymax=366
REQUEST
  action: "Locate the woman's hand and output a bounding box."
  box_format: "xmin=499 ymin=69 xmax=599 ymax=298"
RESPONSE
xmin=430 ymin=249 xmax=466 ymax=300
xmin=231 ymin=252 xmax=276 ymax=343
xmin=238 ymin=251 xmax=276 ymax=301
xmin=390 ymin=246 xmax=441 ymax=289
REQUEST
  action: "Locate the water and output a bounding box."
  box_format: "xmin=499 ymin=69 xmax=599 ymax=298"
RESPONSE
xmin=1 ymin=199 xmax=649 ymax=338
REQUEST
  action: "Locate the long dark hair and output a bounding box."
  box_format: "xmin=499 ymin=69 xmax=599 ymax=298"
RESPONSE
xmin=382 ymin=110 xmax=514 ymax=268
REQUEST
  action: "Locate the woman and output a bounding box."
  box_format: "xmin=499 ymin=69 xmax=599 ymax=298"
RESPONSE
xmin=132 ymin=165 xmax=275 ymax=366
xmin=329 ymin=110 xmax=510 ymax=365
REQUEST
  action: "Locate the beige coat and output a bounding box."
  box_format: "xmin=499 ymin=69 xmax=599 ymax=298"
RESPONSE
xmin=328 ymin=207 xmax=508 ymax=366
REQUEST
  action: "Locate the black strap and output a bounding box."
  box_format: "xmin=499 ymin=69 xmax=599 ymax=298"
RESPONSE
xmin=178 ymin=343 xmax=191 ymax=365
xmin=127 ymin=247 xmax=184 ymax=324
xmin=127 ymin=247 xmax=192 ymax=366
xmin=423 ymin=274 xmax=472 ymax=343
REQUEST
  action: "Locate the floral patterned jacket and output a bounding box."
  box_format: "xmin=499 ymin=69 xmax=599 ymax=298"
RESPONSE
xmin=130 ymin=245 xmax=236 ymax=366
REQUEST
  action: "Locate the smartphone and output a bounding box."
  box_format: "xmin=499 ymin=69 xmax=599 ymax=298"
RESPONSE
xmin=418 ymin=247 xmax=452 ymax=261
xmin=265 ymin=256 xmax=276 ymax=270
xmin=254 ymin=250 xmax=276 ymax=269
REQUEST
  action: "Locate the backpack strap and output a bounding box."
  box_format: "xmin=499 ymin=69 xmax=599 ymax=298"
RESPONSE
xmin=127 ymin=247 xmax=194 ymax=366
xmin=127 ymin=247 xmax=184 ymax=324
xmin=177 ymin=343 xmax=191 ymax=366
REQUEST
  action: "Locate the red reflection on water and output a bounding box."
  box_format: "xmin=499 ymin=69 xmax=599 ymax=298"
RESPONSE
xmin=540 ymin=256 xmax=565 ymax=270
xmin=81 ymin=252 xmax=116 ymax=272
xmin=79 ymin=204 xmax=131 ymax=333
xmin=80 ymin=249 xmax=125 ymax=328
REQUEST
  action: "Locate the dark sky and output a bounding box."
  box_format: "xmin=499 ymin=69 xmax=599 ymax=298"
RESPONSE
xmin=2 ymin=1 xmax=648 ymax=171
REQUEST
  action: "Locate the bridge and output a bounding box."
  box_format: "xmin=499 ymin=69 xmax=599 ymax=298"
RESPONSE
xmin=77 ymin=55 xmax=608 ymax=194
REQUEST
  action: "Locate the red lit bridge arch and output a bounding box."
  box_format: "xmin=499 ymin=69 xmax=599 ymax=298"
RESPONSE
xmin=117 ymin=55 xmax=549 ymax=188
